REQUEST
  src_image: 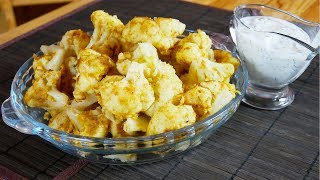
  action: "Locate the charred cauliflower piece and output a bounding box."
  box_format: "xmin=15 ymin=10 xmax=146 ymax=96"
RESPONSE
xmin=87 ymin=10 xmax=124 ymax=58
xmin=59 ymin=29 xmax=90 ymax=57
xmin=66 ymin=107 xmax=109 ymax=138
xmin=121 ymin=17 xmax=185 ymax=54
xmin=147 ymin=103 xmax=196 ymax=135
xmin=73 ymin=49 xmax=115 ymax=100
xmin=24 ymin=70 xmax=69 ymax=111
xmin=98 ymin=62 xmax=155 ymax=120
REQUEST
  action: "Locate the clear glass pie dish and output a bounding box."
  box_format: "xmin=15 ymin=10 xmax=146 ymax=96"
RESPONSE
xmin=1 ymin=32 xmax=248 ymax=164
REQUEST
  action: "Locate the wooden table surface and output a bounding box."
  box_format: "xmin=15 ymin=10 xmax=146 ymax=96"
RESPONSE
xmin=0 ymin=0 xmax=319 ymax=179
xmin=0 ymin=0 xmax=318 ymax=47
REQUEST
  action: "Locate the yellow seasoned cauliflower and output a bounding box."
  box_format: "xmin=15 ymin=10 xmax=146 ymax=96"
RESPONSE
xmin=121 ymin=17 xmax=185 ymax=54
xmin=48 ymin=110 xmax=74 ymax=133
xmin=183 ymin=85 xmax=213 ymax=118
xmin=24 ymin=70 xmax=69 ymax=112
xmin=213 ymin=49 xmax=240 ymax=70
xmin=117 ymin=43 xmax=183 ymax=116
xmin=39 ymin=45 xmax=65 ymax=71
xmin=180 ymin=80 xmax=237 ymax=119
xmin=123 ymin=114 xmax=150 ymax=135
xmin=86 ymin=10 xmax=124 ymax=58
xmin=187 ymin=57 xmax=234 ymax=84
xmin=98 ymin=62 xmax=155 ymax=120
xmin=116 ymin=56 xmax=132 ymax=76
xmin=70 ymin=93 xmax=98 ymax=110
xmin=73 ymin=49 xmax=115 ymax=100
xmin=110 ymin=120 xmax=131 ymax=137
xmin=199 ymin=81 xmax=237 ymax=115
xmin=117 ymin=42 xmax=159 ymax=76
xmin=96 ymin=75 xmax=125 ymax=121
xmin=210 ymin=82 xmax=237 ymax=114
xmin=145 ymin=60 xmax=183 ymax=116
xmin=98 ymin=75 xmax=125 ymax=85
xmin=147 ymin=103 xmax=196 ymax=135
xmin=32 ymin=45 xmax=65 ymax=79
xmin=170 ymin=30 xmax=214 ymax=71
xmin=66 ymin=107 xmax=109 ymax=138
xmin=59 ymin=29 xmax=90 ymax=57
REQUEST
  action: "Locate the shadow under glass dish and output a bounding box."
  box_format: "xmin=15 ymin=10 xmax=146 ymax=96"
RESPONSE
xmin=229 ymin=4 xmax=319 ymax=110
xmin=1 ymin=32 xmax=248 ymax=164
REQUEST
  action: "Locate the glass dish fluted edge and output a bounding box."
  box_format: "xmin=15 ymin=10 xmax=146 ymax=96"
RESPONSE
xmin=1 ymin=32 xmax=248 ymax=164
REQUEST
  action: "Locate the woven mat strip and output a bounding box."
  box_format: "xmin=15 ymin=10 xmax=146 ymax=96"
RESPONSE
xmin=52 ymin=159 xmax=89 ymax=180
xmin=0 ymin=165 xmax=27 ymax=180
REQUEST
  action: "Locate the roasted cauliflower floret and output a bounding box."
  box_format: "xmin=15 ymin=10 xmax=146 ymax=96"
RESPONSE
xmin=70 ymin=93 xmax=98 ymax=110
xmin=180 ymin=79 xmax=237 ymax=118
xmin=98 ymin=62 xmax=155 ymax=120
xmin=73 ymin=49 xmax=115 ymax=100
xmin=186 ymin=57 xmax=234 ymax=85
xmin=180 ymin=30 xmax=212 ymax=54
xmin=117 ymin=43 xmax=183 ymax=117
xmin=213 ymin=49 xmax=240 ymax=70
xmin=48 ymin=110 xmax=74 ymax=133
xmin=116 ymin=56 xmax=132 ymax=75
xmin=110 ymin=120 xmax=130 ymax=137
xmin=86 ymin=10 xmax=124 ymax=58
xmin=33 ymin=45 xmax=65 ymax=79
xmin=183 ymin=85 xmax=213 ymax=118
xmin=117 ymin=43 xmax=159 ymax=76
xmin=121 ymin=17 xmax=185 ymax=54
xmin=170 ymin=30 xmax=213 ymax=70
xmin=96 ymin=75 xmax=125 ymax=121
xmin=147 ymin=103 xmax=196 ymax=135
xmin=24 ymin=70 xmax=69 ymax=111
xmin=210 ymin=82 xmax=237 ymax=114
xmin=145 ymin=61 xmax=183 ymax=116
xmin=199 ymin=81 xmax=237 ymax=115
xmin=39 ymin=45 xmax=65 ymax=71
xmin=59 ymin=29 xmax=90 ymax=57
xmin=66 ymin=107 xmax=109 ymax=138
xmin=174 ymin=42 xmax=202 ymax=67
xmin=123 ymin=114 xmax=150 ymax=135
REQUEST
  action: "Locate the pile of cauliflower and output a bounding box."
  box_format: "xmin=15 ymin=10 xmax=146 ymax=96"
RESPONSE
xmin=24 ymin=10 xmax=240 ymax=138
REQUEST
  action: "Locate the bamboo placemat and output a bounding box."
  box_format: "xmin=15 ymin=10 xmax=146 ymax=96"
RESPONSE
xmin=0 ymin=0 xmax=319 ymax=179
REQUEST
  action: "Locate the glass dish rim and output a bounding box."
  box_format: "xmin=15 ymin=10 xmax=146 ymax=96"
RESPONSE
xmin=9 ymin=32 xmax=249 ymax=143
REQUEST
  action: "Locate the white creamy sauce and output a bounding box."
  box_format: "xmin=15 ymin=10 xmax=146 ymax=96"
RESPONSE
xmin=235 ymin=16 xmax=312 ymax=88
